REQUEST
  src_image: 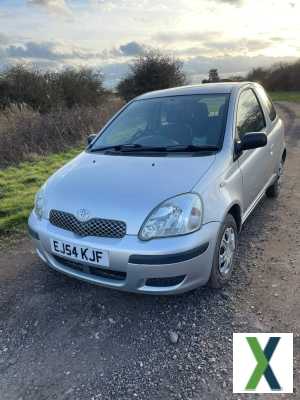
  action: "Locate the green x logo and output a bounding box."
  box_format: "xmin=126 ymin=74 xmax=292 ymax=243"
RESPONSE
xmin=246 ymin=337 xmax=281 ymax=391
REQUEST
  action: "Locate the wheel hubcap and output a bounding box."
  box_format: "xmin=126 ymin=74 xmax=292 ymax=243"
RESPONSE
xmin=219 ymin=227 xmax=236 ymax=275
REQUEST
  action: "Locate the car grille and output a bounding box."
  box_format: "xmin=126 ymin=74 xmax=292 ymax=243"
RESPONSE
xmin=49 ymin=209 xmax=126 ymax=238
xmin=53 ymin=255 xmax=126 ymax=281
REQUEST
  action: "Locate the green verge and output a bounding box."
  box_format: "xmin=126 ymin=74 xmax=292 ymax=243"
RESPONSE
xmin=270 ymin=91 xmax=300 ymax=103
xmin=0 ymin=147 xmax=82 ymax=236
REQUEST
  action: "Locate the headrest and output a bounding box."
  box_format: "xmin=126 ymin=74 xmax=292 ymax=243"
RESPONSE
xmin=165 ymin=102 xmax=184 ymax=124
xmin=196 ymin=102 xmax=209 ymax=120
xmin=219 ymin=104 xmax=225 ymax=117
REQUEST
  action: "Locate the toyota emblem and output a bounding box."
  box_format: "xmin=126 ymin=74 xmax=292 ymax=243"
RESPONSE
xmin=76 ymin=208 xmax=90 ymax=222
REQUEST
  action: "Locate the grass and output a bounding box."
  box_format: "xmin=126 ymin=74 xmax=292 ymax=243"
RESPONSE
xmin=270 ymin=91 xmax=300 ymax=103
xmin=0 ymin=147 xmax=82 ymax=236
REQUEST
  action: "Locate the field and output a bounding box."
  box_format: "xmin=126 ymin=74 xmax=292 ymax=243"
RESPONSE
xmin=0 ymin=95 xmax=123 ymax=237
xmin=0 ymin=147 xmax=81 ymax=235
xmin=270 ymin=91 xmax=300 ymax=102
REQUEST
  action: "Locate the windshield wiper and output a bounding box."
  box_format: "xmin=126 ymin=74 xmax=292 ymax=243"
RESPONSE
xmin=165 ymin=144 xmax=219 ymax=152
xmin=90 ymin=144 xmax=167 ymax=153
xmin=90 ymin=144 xmax=142 ymax=152
xmin=90 ymin=144 xmax=219 ymax=154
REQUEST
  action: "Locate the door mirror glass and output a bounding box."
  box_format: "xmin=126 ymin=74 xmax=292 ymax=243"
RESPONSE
xmin=240 ymin=132 xmax=267 ymax=150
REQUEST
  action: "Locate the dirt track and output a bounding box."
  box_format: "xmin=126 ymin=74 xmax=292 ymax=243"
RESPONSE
xmin=0 ymin=102 xmax=299 ymax=400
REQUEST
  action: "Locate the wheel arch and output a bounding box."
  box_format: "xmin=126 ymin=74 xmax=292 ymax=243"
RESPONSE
xmin=282 ymin=148 xmax=287 ymax=163
xmin=226 ymin=203 xmax=242 ymax=233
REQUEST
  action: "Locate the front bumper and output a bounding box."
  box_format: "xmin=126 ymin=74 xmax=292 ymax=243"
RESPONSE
xmin=28 ymin=211 xmax=220 ymax=294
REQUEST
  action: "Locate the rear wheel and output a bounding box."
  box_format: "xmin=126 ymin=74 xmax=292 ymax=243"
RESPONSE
xmin=208 ymin=214 xmax=238 ymax=289
xmin=266 ymin=160 xmax=283 ymax=198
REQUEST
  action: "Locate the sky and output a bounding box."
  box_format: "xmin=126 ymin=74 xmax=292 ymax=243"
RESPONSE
xmin=0 ymin=0 xmax=299 ymax=87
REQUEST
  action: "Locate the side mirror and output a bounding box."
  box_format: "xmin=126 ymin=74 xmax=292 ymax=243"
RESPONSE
xmin=87 ymin=134 xmax=97 ymax=145
xmin=235 ymin=132 xmax=267 ymax=155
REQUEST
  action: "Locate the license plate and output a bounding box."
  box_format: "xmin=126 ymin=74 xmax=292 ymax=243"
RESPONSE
xmin=50 ymin=239 xmax=109 ymax=267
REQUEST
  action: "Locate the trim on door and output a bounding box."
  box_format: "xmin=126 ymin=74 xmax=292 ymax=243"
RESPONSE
xmin=242 ymin=173 xmax=277 ymax=224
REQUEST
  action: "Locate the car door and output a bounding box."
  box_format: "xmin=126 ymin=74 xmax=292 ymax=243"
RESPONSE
xmin=235 ymin=88 xmax=270 ymax=213
xmin=255 ymin=85 xmax=283 ymax=178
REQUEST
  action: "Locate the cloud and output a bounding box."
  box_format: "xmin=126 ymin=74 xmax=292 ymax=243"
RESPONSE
xmin=119 ymin=41 xmax=146 ymax=56
xmin=154 ymin=32 xmax=276 ymax=57
xmin=7 ymin=41 xmax=62 ymax=60
xmin=27 ymin=0 xmax=70 ymax=14
xmin=269 ymin=36 xmax=286 ymax=43
xmin=91 ymin=0 xmax=166 ymax=12
xmin=204 ymin=38 xmax=272 ymax=53
xmin=154 ymin=30 xmax=274 ymax=55
xmin=3 ymin=40 xmax=147 ymax=63
xmin=0 ymin=33 xmax=9 ymax=46
xmin=153 ymin=31 xmax=219 ymax=44
xmin=184 ymin=54 xmax=298 ymax=83
xmin=5 ymin=41 xmax=106 ymax=61
xmin=215 ymin=0 xmax=243 ymax=4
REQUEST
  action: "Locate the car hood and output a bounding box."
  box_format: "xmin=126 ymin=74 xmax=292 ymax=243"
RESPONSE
xmin=44 ymin=151 xmax=216 ymax=235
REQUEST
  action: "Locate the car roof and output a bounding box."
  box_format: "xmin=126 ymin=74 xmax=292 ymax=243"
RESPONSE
xmin=136 ymin=82 xmax=252 ymax=100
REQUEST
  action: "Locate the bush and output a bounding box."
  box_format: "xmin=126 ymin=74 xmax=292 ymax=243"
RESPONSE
xmin=0 ymin=97 xmax=123 ymax=167
xmin=246 ymin=59 xmax=300 ymax=91
xmin=0 ymin=65 xmax=108 ymax=112
xmin=117 ymin=51 xmax=187 ymax=101
xmin=52 ymin=68 xmax=107 ymax=109
xmin=0 ymin=66 xmax=54 ymax=112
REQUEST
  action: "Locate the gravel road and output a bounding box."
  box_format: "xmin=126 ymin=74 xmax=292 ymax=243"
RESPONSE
xmin=0 ymin=102 xmax=299 ymax=400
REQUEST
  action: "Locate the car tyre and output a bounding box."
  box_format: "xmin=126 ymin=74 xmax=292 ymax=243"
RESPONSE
xmin=266 ymin=160 xmax=283 ymax=198
xmin=208 ymin=214 xmax=238 ymax=289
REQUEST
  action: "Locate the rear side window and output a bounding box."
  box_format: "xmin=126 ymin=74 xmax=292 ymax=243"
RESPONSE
xmin=257 ymin=86 xmax=277 ymax=121
xmin=236 ymin=89 xmax=266 ymax=139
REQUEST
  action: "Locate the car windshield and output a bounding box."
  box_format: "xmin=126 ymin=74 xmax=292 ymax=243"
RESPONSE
xmin=90 ymin=94 xmax=230 ymax=152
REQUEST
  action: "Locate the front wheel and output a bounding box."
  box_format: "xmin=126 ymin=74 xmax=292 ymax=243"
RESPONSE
xmin=208 ymin=214 xmax=238 ymax=289
xmin=266 ymin=160 xmax=283 ymax=198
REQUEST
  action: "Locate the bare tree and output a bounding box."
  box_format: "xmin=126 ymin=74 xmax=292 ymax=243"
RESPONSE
xmin=208 ymin=69 xmax=220 ymax=82
xmin=202 ymin=69 xmax=220 ymax=83
xmin=117 ymin=51 xmax=187 ymax=101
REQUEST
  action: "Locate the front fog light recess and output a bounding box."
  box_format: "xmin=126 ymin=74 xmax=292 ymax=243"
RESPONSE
xmin=139 ymin=193 xmax=203 ymax=240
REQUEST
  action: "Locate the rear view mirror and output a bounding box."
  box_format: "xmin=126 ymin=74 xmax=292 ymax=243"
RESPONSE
xmin=235 ymin=132 xmax=267 ymax=155
xmin=87 ymin=134 xmax=97 ymax=145
xmin=241 ymin=132 xmax=267 ymax=150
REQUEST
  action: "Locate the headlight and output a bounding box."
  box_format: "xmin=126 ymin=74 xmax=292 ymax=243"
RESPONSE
xmin=139 ymin=193 xmax=203 ymax=240
xmin=34 ymin=187 xmax=45 ymax=220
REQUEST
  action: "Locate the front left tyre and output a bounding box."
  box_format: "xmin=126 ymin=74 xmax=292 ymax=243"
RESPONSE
xmin=208 ymin=214 xmax=238 ymax=289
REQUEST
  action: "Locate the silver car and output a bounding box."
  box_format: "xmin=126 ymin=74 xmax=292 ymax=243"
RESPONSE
xmin=28 ymin=82 xmax=286 ymax=294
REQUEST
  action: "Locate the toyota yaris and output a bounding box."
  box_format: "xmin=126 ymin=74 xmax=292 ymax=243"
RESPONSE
xmin=28 ymin=82 xmax=285 ymax=294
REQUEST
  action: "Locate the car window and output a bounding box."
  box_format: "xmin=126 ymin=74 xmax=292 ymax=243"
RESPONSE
xmin=91 ymin=94 xmax=230 ymax=150
xmin=97 ymin=100 xmax=157 ymax=146
xmin=256 ymin=86 xmax=277 ymax=121
xmin=236 ymin=89 xmax=266 ymax=139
